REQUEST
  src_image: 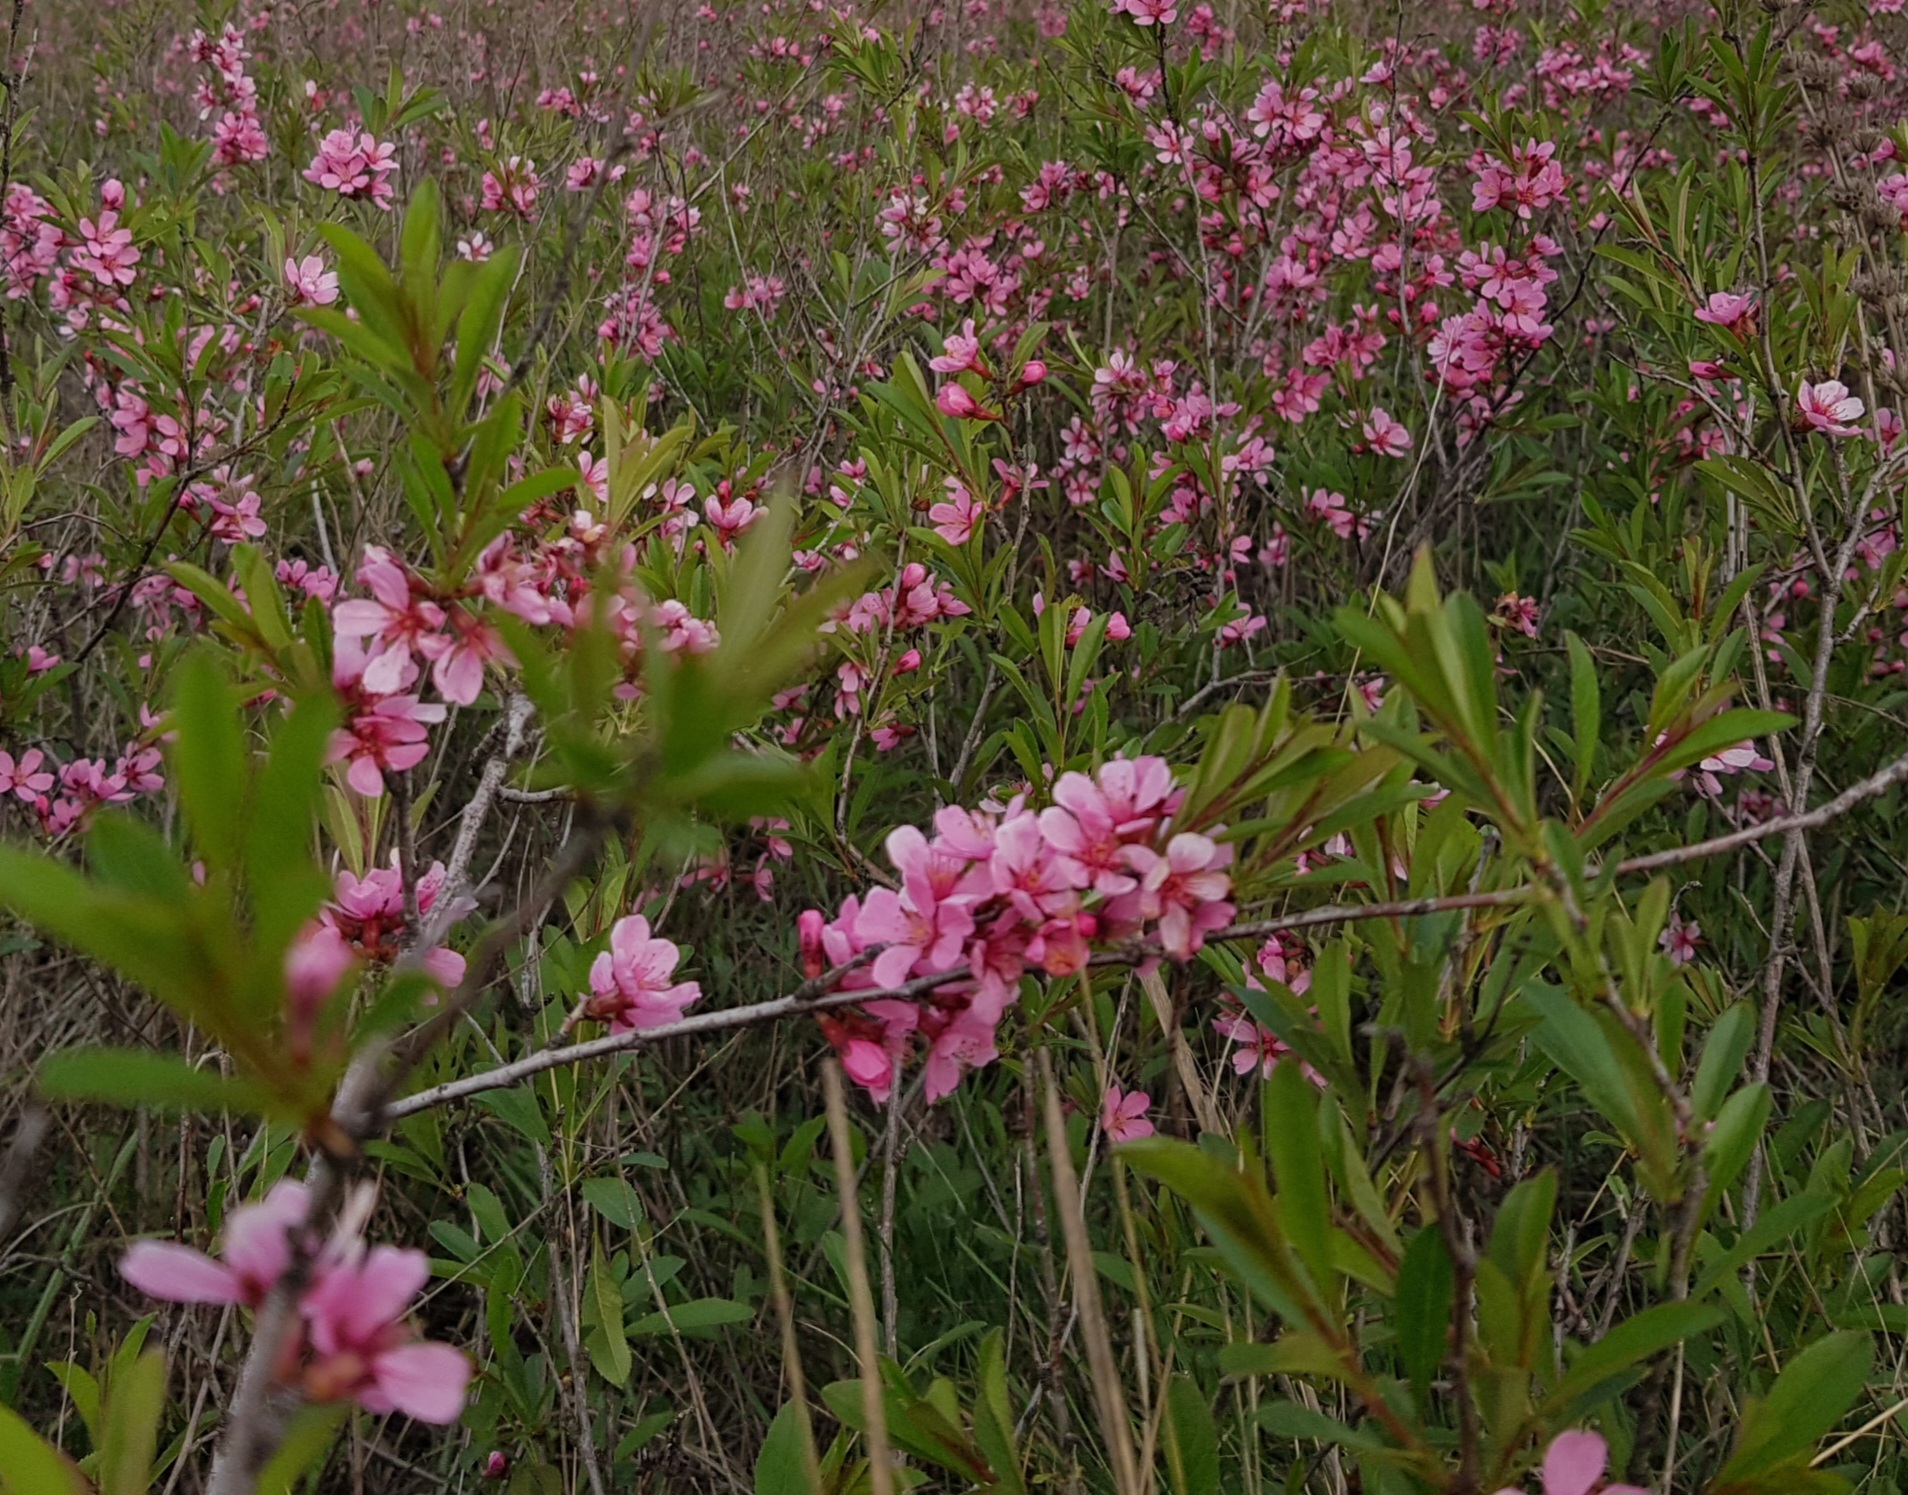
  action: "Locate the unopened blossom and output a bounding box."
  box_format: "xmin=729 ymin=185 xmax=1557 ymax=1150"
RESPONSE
xmin=1797 ymin=379 xmax=1864 ymax=437
xmin=586 ymin=914 xmax=701 ymax=1032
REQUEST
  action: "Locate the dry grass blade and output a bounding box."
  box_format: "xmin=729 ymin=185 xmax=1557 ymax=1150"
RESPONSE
xmin=823 ymin=1060 xmax=896 ymax=1495
xmin=1039 ymin=1050 xmax=1143 ymax=1495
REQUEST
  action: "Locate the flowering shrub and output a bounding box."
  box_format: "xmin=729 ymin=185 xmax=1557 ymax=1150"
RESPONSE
xmin=1 ymin=0 xmax=1907 ymax=1492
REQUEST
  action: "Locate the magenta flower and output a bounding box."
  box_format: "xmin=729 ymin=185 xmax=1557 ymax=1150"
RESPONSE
xmin=586 ymin=914 xmax=701 ymax=1032
xmin=1797 ymin=379 xmax=1865 ymax=436
xmin=120 ymin=1180 xmax=310 ymax=1307
xmin=930 ymin=318 xmax=985 ymax=375
xmin=1101 ymin=1085 xmax=1155 ymax=1142
xmin=300 ymin=1246 xmax=471 ymax=1423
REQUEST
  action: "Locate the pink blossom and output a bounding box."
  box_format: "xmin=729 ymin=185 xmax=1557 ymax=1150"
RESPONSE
xmin=300 ymin=1246 xmax=472 ymax=1422
xmin=1101 ymin=1085 xmax=1155 ymax=1142
xmin=1693 ymin=291 xmax=1756 ymax=332
xmin=1118 ymin=832 xmax=1233 ymax=959
xmin=120 ymin=1180 xmax=309 ymax=1307
xmin=586 ymin=914 xmax=701 ymax=1032
xmin=327 ymin=687 xmax=446 ymax=798
xmin=304 ymin=130 xmax=400 ymax=209
xmin=930 ymin=318 xmax=985 ymax=375
xmin=331 ymin=547 xmax=446 ymax=694
xmin=1659 ymin=914 xmax=1701 ymax=966
xmin=1361 ymin=407 xmax=1413 ymax=457
xmin=1797 ymin=379 xmax=1864 ymax=437
xmin=0 ymin=748 xmax=54 ymax=801
xmin=285 ymin=254 xmax=339 ymax=306
xmin=1495 ymin=1431 xmax=1647 ymax=1495
xmin=936 ymin=381 xmax=999 ymax=421
xmin=854 ymin=825 xmax=979 ymax=985
xmin=930 ymin=480 xmax=984 ymax=543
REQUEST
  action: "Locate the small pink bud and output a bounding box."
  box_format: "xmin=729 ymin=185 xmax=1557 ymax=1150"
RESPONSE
xmin=483 ymin=1452 xmax=509 ymax=1479
xmin=935 ymin=382 xmax=996 ymax=421
xmin=893 ymin=649 xmax=922 ymax=675
xmin=798 ymin=909 xmax=827 ymax=980
xmin=1015 ymin=359 xmax=1047 ymax=388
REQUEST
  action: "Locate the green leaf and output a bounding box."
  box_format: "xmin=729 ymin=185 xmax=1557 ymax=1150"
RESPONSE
xmin=1263 ymin=1060 xmax=1333 ymax=1292
xmin=1691 ymin=1190 xmax=1838 ymax=1301
xmin=86 ymin=812 xmax=190 ymax=903
xmin=582 ymin=1177 xmax=644 ymax=1231
xmin=586 ymin=1246 xmax=631 ymax=1387
xmin=98 ymin=1350 xmax=166 ymax=1495
xmin=628 ymin=1297 xmax=754 ymax=1337
xmin=0 ymin=1403 xmax=86 ymax=1495
xmin=39 ymin=1048 xmax=266 ymax=1115
xmin=1256 ymin=1400 xmax=1379 ymax=1451
xmin=1692 ymin=1004 xmax=1756 ymax=1121
xmin=1162 ymin=1376 xmax=1220 ymax=1495
xmin=256 ymin=1405 xmax=349 ymax=1495
xmin=1715 ymin=1332 xmax=1874 ymax=1485
xmin=1394 ymin=1227 xmax=1453 ymax=1408
xmin=172 ymin=649 xmax=248 ymax=869
xmin=1547 ymin=1301 xmax=1723 ymax=1411
xmin=754 ymin=1400 xmax=814 ymax=1495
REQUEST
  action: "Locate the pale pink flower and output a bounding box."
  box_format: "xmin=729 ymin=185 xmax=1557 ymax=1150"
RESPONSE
xmin=1797 ymin=379 xmax=1864 ymax=436
xmin=285 ymin=254 xmax=339 ymax=306
xmin=0 ymin=748 xmax=54 ymax=801
xmin=1494 ymin=1430 xmax=1647 ymax=1495
xmin=1693 ymin=291 xmax=1756 ymax=331
xmin=120 ymin=1181 xmax=310 ymax=1307
xmin=300 ymin=1246 xmax=472 ymax=1422
xmin=1361 ymin=407 xmax=1413 ymax=457
xmin=586 ymin=914 xmax=701 ymax=1032
xmin=1101 ymin=1085 xmax=1155 ymax=1141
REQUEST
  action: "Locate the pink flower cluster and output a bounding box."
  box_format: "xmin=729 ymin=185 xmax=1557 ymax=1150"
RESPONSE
xmin=0 ymin=742 xmax=165 ymax=838
xmin=190 ymin=24 xmax=269 ymax=168
xmin=120 ymin=1181 xmax=471 ymax=1424
xmin=805 ymin=756 xmax=1234 ymax=1103
xmin=304 ymin=130 xmax=401 ymax=210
